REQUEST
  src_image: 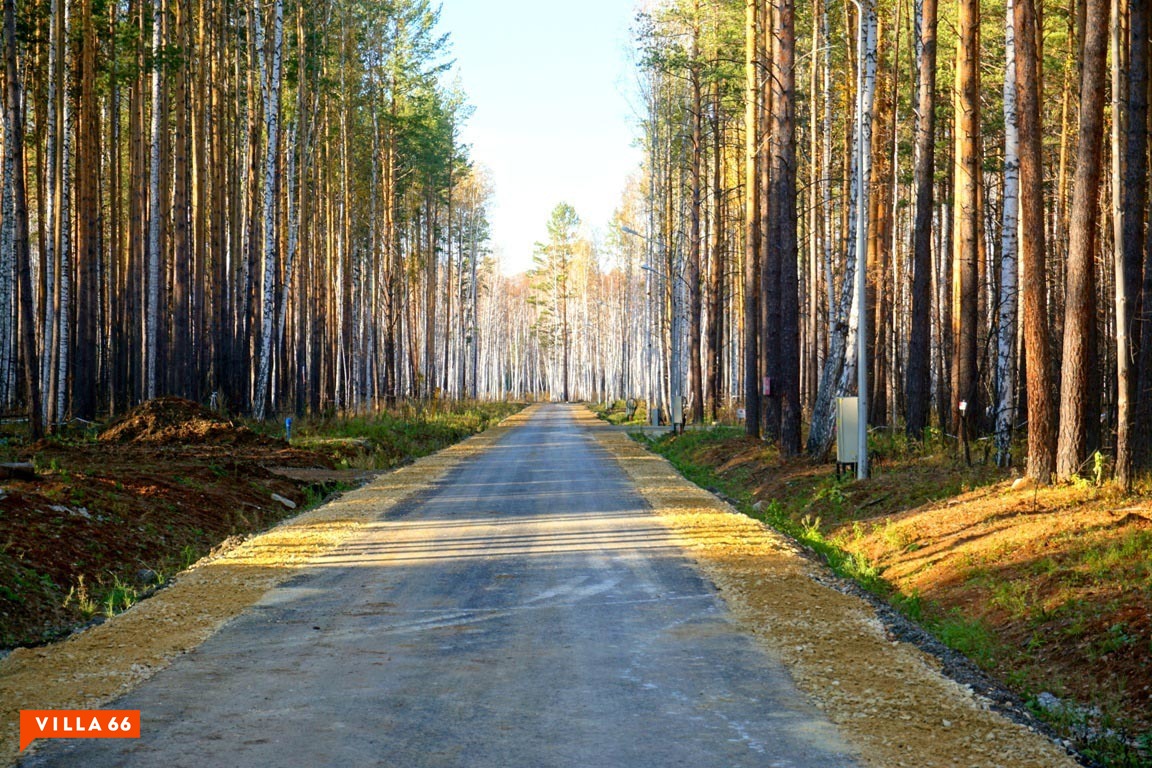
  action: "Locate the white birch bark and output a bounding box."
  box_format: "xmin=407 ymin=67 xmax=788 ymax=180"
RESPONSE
xmin=41 ymin=0 xmax=60 ymax=423
xmin=252 ymin=0 xmax=283 ymax=420
xmin=1112 ymin=0 xmax=1129 ymax=484
xmin=469 ymin=189 xmax=480 ymax=400
xmin=146 ymin=0 xmax=163 ymax=400
xmin=0 ymin=100 xmax=14 ymax=405
xmin=996 ymin=0 xmax=1020 ymax=465
xmin=55 ymin=43 xmax=73 ymax=425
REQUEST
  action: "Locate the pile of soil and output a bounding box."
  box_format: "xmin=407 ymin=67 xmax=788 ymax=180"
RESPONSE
xmin=1 ymin=399 xmax=334 ymax=649
xmin=98 ymin=397 xmax=279 ymax=446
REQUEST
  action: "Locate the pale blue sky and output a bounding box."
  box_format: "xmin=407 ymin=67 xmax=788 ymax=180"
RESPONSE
xmin=437 ymin=1 xmax=644 ymax=273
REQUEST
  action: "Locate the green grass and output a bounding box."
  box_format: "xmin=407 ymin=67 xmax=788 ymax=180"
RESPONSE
xmin=102 ymin=575 xmax=140 ymax=618
xmin=641 ymin=428 xmax=1003 ymax=664
xmin=284 ymin=400 xmax=524 ymax=469
xmin=640 ymin=427 xmax=892 ymax=595
xmin=932 ymin=611 xmax=999 ymax=667
xmin=591 ymin=399 xmax=650 ymax=426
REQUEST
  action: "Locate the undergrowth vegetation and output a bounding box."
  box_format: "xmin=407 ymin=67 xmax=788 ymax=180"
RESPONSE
xmin=258 ymin=400 xmax=524 ymax=469
xmin=591 ymin=399 xmax=650 ymax=426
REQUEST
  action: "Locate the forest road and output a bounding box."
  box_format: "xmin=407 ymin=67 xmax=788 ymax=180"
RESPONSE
xmin=19 ymin=404 xmax=858 ymax=768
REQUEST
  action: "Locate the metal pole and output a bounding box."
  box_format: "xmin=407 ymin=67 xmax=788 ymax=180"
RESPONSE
xmin=667 ymin=238 xmax=680 ymax=432
xmin=853 ymin=0 xmax=870 ymax=480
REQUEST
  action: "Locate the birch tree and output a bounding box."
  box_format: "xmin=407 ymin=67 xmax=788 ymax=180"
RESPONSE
xmin=252 ymin=0 xmax=285 ymax=421
xmin=807 ymin=0 xmax=878 ymax=457
xmin=146 ymin=0 xmax=164 ymax=400
xmin=996 ymin=0 xmax=1020 ymax=466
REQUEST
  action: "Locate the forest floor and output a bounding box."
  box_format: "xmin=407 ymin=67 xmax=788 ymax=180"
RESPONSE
xmin=0 ymin=397 xmax=522 ymax=650
xmin=596 ymin=406 xmax=1152 ymax=768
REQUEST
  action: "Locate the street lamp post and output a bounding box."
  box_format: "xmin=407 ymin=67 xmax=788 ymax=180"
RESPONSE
xmin=622 ymin=226 xmax=683 ymax=432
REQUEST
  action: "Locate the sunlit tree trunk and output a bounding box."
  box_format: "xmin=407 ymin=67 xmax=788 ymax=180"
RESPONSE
xmin=42 ymin=0 xmax=61 ymax=426
xmin=996 ymin=0 xmax=1020 ymax=466
xmin=1056 ymin=0 xmax=1109 ymax=481
xmin=706 ymin=74 xmax=723 ymax=423
xmin=951 ymin=0 xmax=980 ymax=439
xmin=75 ymin=0 xmax=101 ymax=420
xmin=743 ymin=0 xmax=761 ymax=438
xmin=687 ymin=6 xmax=704 ymax=424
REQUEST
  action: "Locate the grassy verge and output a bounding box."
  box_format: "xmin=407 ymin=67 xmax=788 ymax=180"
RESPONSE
xmin=639 ymin=426 xmax=1152 ymax=767
xmin=260 ymin=400 xmax=524 ymax=469
xmin=590 ymin=399 xmax=650 ymax=426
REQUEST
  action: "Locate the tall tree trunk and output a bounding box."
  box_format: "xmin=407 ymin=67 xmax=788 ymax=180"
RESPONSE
xmin=252 ymin=0 xmax=284 ymax=420
xmin=760 ymin=11 xmax=777 ymax=441
xmin=1129 ymin=0 xmax=1152 ymax=473
xmin=743 ymin=0 xmax=761 ymax=438
xmin=997 ymin=0 xmax=1020 ymax=465
xmin=146 ymin=0 xmax=164 ymax=400
xmin=41 ymin=0 xmax=61 ymax=426
xmin=952 ymin=0 xmax=981 ymax=440
xmin=769 ymin=0 xmax=800 ymax=454
xmin=0 ymin=76 xmax=15 ymax=408
xmin=687 ymin=10 xmax=704 ymax=424
xmin=169 ymin=0 xmax=190 ymax=400
xmin=4 ymin=0 xmax=43 ymax=438
xmin=707 ymin=75 xmax=724 ymax=423
xmin=1056 ymin=0 xmax=1109 ymax=481
xmin=75 ymin=0 xmax=100 ymax=419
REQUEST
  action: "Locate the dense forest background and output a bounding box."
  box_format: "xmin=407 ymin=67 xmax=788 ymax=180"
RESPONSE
xmin=0 ymin=0 xmax=1146 ymax=488
xmin=589 ymin=0 xmax=1148 ymax=490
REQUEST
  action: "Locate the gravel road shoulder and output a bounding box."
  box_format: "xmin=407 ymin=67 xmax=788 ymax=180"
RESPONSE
xmin=584 ymin=410 xmax=1083 ymax=768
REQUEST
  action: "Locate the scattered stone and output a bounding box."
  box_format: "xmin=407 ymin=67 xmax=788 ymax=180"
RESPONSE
xmin=751 ymin=500 xmax=764 ymax=512
xmin=271 ymin=493 xmax=297 ymax=510
xmin=1011 ymin=476 xmax=1037 ymax=492
xmin=49 ymin=504 xmax=92 ymax=519
xmin=136 ymin=569 xmax=159 ymax=586
xmin=1035 ymin=692 xmax=1062 ymax=714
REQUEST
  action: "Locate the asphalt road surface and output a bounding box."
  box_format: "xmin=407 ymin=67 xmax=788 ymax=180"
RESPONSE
xmin=22 ymin=405 xmax=858 ymax=768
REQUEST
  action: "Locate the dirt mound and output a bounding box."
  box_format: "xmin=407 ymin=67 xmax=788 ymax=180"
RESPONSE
xmin=98 ymin=397 xmax=279 ymax=446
